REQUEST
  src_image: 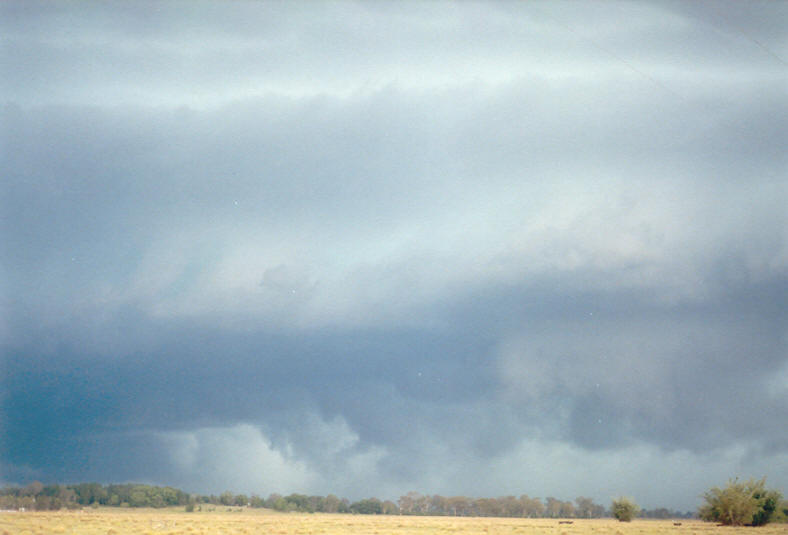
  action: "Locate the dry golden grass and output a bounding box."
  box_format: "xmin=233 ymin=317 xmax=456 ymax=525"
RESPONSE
xmin=0 ymin=510 xmax=786 ymax=535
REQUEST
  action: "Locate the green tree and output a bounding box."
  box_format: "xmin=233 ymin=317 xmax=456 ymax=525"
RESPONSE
xmin=219 ymin=491 xmax=235 ymax=506
xmin=267 ymin=493 xmax=287 ymax=511
xmin=699 ymin=478 xmax=782 ymax=526
xmin=751 ymin=486 xmax=782 ymax=526
xmin=284 ymin=493 xmax=313 ymax=512
xmin=349 ymin=497 xmax=383 ymax=514
xmin=611 ymin=497 xmax=640 ymax=522
xmin=129 ymin=489 xmax=149 ymax=508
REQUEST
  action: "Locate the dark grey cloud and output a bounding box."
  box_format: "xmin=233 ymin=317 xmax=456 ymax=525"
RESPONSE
xmin=2 ymin=0 xmax=786 ymax=510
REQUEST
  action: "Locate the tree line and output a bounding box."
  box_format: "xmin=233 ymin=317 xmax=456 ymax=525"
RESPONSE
xmin=2 ymin=479 xmax=783 ymax=525
xmin=0 ymin=482 xmax=689 ymax=518
xmin=0 ymin=482 xmax=189 ymax=511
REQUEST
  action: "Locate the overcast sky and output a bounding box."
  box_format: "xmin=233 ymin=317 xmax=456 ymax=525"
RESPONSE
xmin=1 ymin=1 xmax=786 ymax=511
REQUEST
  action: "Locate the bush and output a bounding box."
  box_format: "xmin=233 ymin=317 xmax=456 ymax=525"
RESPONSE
xmin=699 ymin=478 xmax=782 ymax=526
xmin=611 ymin=497 xmax=640 ymax=522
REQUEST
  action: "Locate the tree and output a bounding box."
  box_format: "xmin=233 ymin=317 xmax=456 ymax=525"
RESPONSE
xmin=58 ymin=487 xmax=78 ymax=509
xmin=72 ymin=482 xmax=106 ymax=505
xmin=129 ymin=489 xmax=149 ymax=508
xmin=520 ymin=495 xmax=544 ymax=518
xmin=267 ymin=493 xmax=286 ymax=511
xmin=750 ymin=485 xmax=782 ymax=526
xmin=382 ymin=500 xmax=399 ymax=515
xmin=497 ymin=495 xmax=522 ymax=517
xmin=447 ymin=496 xmax=471 ymax=516
xmin=349 ymin=498 xmax=382 ymax=514
xmin=284 ymin=493 xmax=313 ymax=512
xmin=699 ymin=478 xmax=783 ymax=526
xmin=575 ymin=496 xmax=594 ymax=518
xmin=559 ymin=500 xmax=575 ymax=518
xmin=591 ymin=503 xmax=607 ymax=518
xmin=545 ymin=497 xmax=562 ymax=518
xmin=219 ymin=491 xmax=235 ymax=506
xmin=611 ymin=497 xmax=640 ymax=522
xmin=23 ymin=481 xmax=43 ymax=497
xmin=398 ymin=491 xmax=424 ymax=515
xmin=323 ymin=494 xmax=341 ymax=513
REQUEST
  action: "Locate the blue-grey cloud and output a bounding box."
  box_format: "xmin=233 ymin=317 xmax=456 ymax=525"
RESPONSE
xmin=2 ymin=0 xmax=786 ymax=510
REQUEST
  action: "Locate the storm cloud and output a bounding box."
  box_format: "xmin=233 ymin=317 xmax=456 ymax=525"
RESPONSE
xmin=2 ymin=1 xmax=786 ymax=510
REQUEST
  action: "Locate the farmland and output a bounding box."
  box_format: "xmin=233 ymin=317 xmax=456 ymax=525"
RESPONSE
xmin=1 ymin=510 xmax=786 ymax=535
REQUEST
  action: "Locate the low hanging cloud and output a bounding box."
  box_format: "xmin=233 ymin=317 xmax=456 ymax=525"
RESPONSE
xmin=155 ymin=424 xmax=316 ymax=495
xmin=497 ymin=312 xmax=788 ymax=451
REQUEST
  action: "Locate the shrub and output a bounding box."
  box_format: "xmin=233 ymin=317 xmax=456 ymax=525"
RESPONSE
xmin=611 ymin=497 xmax=640 ymax=522
xmin=699 ymin=478 xmax=782 ymax=526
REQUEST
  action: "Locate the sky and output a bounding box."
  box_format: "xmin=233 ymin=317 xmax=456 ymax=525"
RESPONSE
xmin=1 ymin=1 xmax=787 ymax=511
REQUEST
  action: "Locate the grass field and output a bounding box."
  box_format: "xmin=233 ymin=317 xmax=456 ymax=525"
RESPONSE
xmin=1 ymin=510 xmax=786 ymax=535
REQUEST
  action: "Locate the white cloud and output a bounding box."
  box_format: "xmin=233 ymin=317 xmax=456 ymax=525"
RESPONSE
xmin=7 ymin=2 xmax=783 ymax=108
xmin=156 ymin=424 xmax=315 ymax=495
xmin=155 ymin=418 xmax=390 ymax=499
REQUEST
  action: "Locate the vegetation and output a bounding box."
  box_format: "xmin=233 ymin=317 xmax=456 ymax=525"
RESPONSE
xmin=0 ymin=482 xmax=189 ymax=511
xmin=638 ymin=507 xmax=693 ymax=519
xmin=10 ymin=478 xmax=784 ymax=525
xmin=611 ymin=497 xmax=640 ymax=522
xmin=699 ymin=478 xmax=783 ymax=526
xmin=0 ymin=483 xmax=617 ymax=518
